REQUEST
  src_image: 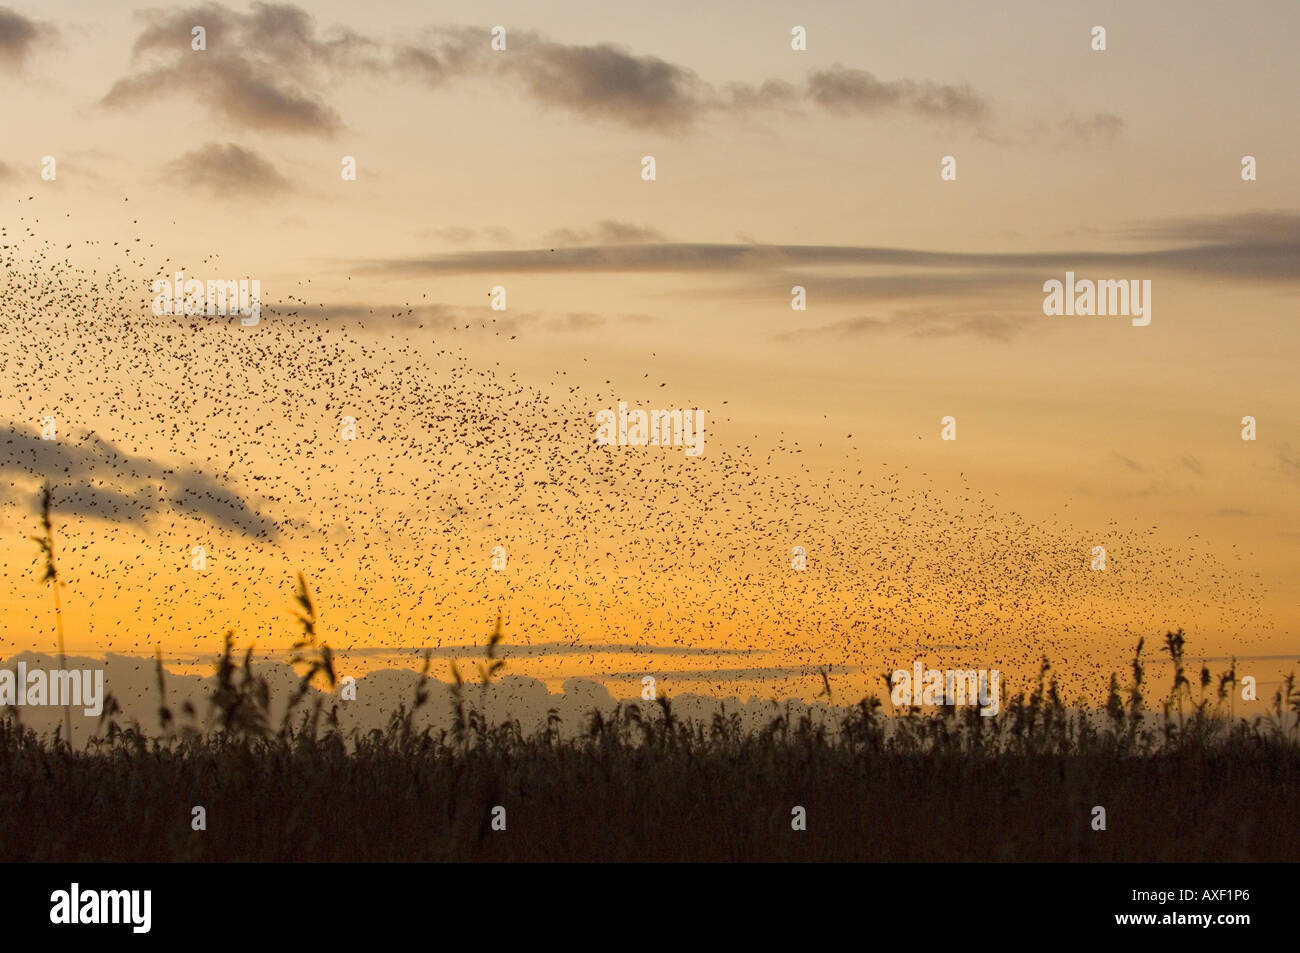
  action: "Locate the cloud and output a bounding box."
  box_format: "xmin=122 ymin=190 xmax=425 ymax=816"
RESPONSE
xmin=395 ymin=28 xmax=707 ymax=130
xmin=103 ymin=61 xmax=343 ymax=135
xmin=984 ymin=112 xmax=1126 ymax=149
xmin=538 ymin=311 xmax=657 ymax=331
xmin=0 ymin=424 xmax=278 ymax=540
xmin=103 ymin=7 xmax=995 ymax=135
xmin=806 ymin=65 xmax=989 ymax=120
xmin=778 ymin=308 xmax=1032 ymax=343
xmin=771 ymin=273 xmax=1026 ymax=303
xmin=415 ymin=225 xmax=516 ymax=246
xmin=276 ymin=301 xmax=655 ymax=336
xmin=0 ymin=159 xmax=12 ymax=181
xmin=275 ymin=301 xmax=490 ymax=330
xmin=723 ymin=78 xmax=802 ymax=111
xmin=359 ymin=243 xmax=779 ymax=276
xmin=543 ymin=220 xmax=669 ymax=247
xmin=397 ymin=25 xmax=994 ymax=131
xmin=1277 ymin=445 xmax=1300 ymax=482
xmin=507 ymin=37 xmax=706 ymax=131
xmin=1112 ymin=452 xmax=1144 ymax=473
xmin=1125 ymin=210 xmax=1300 ymax=245
xmin=1059 ymin=112 xmax=1124 ymax=144
xmin=47 ymin=484 xmax=157 ymax=524
xmin=163 ymin=143 xmax=292 ymax=195
xmin=359 ymin=209 xmax=1300 ymax=285
xmin=100 ymin=3 xmax=377 ymax=135
xmin=548 ymin=312 xmax=605 ymax=332
xmin=0 ymin=6 xmax=54 ymax=68
xmin=127 ymin=2 xmax=379 ymax=69
xmin=1181 ymin=455 xmax=1205 ymax=476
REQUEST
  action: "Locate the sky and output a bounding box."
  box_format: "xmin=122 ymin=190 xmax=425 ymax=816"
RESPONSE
xmin=1 ymin=0 xmax=1297 ymax=710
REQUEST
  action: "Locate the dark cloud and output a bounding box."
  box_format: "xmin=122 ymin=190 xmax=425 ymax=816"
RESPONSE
xmin=127 ymin=2 xmax=378 ymax=69
xmin=394 ymin=28 xmax=706 ymax=129
xmin=103 ymin=6 xmax=996 ymax=134
xmin=0 ymin=424 xmax=278 ymax=540
xmin=807 ymin=65 xmax=990 ymax=120
xmin=391 ymin=24 xmax=481 ymax=83
xmin=397 ymin=25 xmax=993 ymax=130
xmin=512 ymin=37 xmax=705 ymax=131
xmin=100 ymin=3 xmax=375 ymax=135
xmin=0 ymin=7 xmax=54 ymax=68
xmin=359 ymin=208 xmax=1300 ymax=285
xmin=103 ymin=59 xmax=342 ymax=135
xmin=1125 ymin=210 xmax=1300 ymax=245
xmin=1181 ymin=455 xmax=1205 ymax=476
xmin=361 ymin=243 xmax=792 ymax=276
xmin=44 ymin=484 xmax=157 ymax=525
xmin=163 ymin=143 xmax=292 ymax=195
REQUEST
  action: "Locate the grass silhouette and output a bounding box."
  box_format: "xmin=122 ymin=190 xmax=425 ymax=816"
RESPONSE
xmin=3 ymin=489 xmax=1297 ymax=861
xmin=1 ymin=618 xmax=1297 ymax=861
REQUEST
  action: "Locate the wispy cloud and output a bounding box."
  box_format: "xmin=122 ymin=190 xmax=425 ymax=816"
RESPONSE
xmin=1112 ymin=452 xmax=1144 ymax=473
xmin=0 ymin=424 xmax=278 ymax=540
xmin=0 ymin=6 xmax=55 ymax=69
xmin=1058 ymin=112 xmax=1124 ymax=144
xmin=164 ymin=143 xmax=292 ymax=196
xmin=777 ymin=309 xmax=1032 ymax=343
xmin=100 ymin=3 xmax=377 ymax=135
xmin=102 ymin=4 xmax=997 ymax=135
xmin=357 ymin=209 xmax=1300 ymax=284
xmin=805 ymin=65 xmax=989 ymax=120
xmin=543 ymin=220 xmax=669 ymax=247
xmin=273 ymin=300 xmax=655 ymax=335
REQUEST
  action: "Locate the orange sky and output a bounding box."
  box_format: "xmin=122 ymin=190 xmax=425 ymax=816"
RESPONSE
xmin=1 ymin=0 xmax=1297 ymax=709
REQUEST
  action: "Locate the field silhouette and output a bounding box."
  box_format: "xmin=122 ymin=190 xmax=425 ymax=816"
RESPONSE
xmin=2 ymin=594 xmax=1297 ymax=861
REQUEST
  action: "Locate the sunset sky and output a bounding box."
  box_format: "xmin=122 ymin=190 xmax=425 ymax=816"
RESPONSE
xmin=2 ymin=0 xmax=1297 ymax=708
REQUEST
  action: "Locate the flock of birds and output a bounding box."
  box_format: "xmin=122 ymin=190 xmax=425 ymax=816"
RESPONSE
xmin=0 ymin=195 xmax=1268 ymax=704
